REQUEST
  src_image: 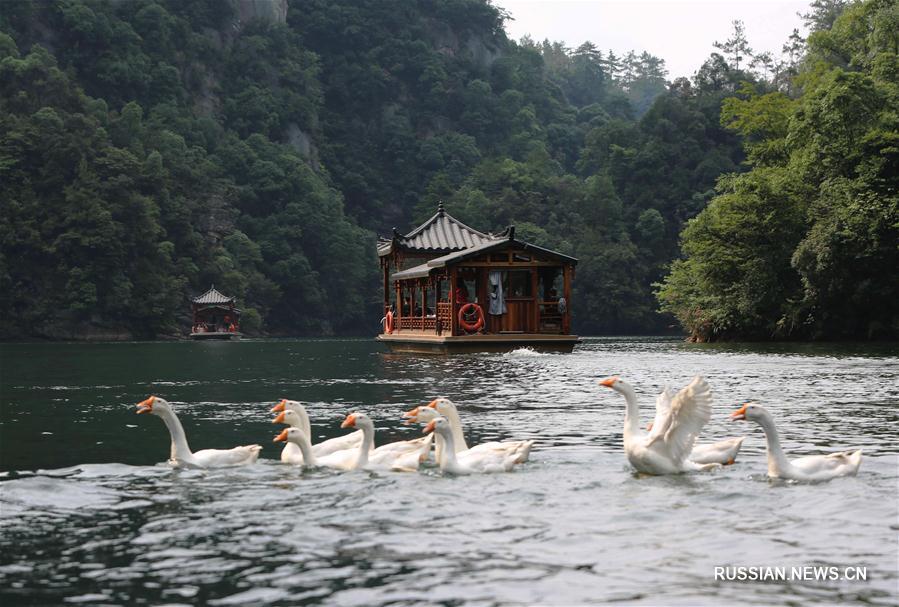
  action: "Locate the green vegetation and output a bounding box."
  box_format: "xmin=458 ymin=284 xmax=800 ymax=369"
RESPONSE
xmin=658 ymin=0 xmax=898 ymax=340
xmin=0 ymin=0 xmax=894 ymax=340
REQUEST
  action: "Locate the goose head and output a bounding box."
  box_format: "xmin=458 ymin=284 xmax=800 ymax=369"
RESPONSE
xmin=598 ymin=376 xmax=626 ymax=393
xmin=270 ymin=399 xmax=305 ymax=415
xmin=272 ymin=409 xmax=303 ymax=428
xmin=730 ymin=403 xmax=767 ymax=422
xmin=402 ymin=405 xmax=439 ymax=425
xmin=341 ymin=412 xmax=373 ymax=431
xmin=423 ymin=416 xmax=452 ymax=437
xmin=136 ymin=396 xmax=172 ymax=416
xmin=427 ymin=397 xmax=457 ymax=417
xmin=273 ymin=427 xmax=310 ymax=445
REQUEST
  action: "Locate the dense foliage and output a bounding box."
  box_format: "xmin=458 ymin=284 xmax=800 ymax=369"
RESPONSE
xmin=658 ymin=0 xmax=898 ymax=340
xmin=1 ymin=0 xmax=892 ymax=340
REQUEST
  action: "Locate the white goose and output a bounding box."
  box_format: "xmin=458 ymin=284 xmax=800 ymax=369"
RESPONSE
xmin=730 ymin=403 xmax=862 ymax=481
xmin=650 ymin=387 xmax=744 ymax=465
xmin=599 ymin=376 xmax=718 ymax=474
xmin=409 ymin=398 xmax=533 ymax=464
xmin=270 ymin=400 xmax=364 ymax=464
xmin=136 ymin=396 xmax=261 ymax=468
xmin=423 ymin=416 xmax=520 ymax=474
xmin=403 ymin=404 xmax=531 ymax=466
xmin=276 ymin=412 xmax=431 ymax=472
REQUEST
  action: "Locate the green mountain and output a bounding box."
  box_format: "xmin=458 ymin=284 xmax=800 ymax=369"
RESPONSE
xmin=1 ymin=0 xmax=892 ymax=341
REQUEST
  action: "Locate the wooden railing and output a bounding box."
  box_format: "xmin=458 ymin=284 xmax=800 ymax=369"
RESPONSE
xmin=437 ymin=302 xmax=452 ymax=335
xmin=397 ymin=316 xmax=437 ymax=332
xmin=538 ymin=301 xmax=564 ymax=333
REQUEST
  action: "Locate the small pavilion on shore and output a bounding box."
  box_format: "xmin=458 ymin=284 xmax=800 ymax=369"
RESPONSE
xmin=190 ymin=286 xmax=241 ymax=340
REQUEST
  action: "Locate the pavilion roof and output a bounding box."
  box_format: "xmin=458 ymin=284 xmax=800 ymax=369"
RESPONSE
xmin=191 ymin=285 xmax=234 ymax=305
xmin=377 ymin=202 xmax=502 ymax=257
xmin=390 ymin=235 xmax=577 ymax=281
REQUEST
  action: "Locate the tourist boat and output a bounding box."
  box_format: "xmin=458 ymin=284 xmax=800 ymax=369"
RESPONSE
xmin=376 ymin=203 xmax=579 ymax=353
xmin=189 ymin=286 xmax=242 ymax=340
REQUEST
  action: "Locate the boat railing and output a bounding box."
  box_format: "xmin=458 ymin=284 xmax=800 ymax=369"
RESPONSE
xmin=397 ymin=316 xmax=438 ymax=332
xmin=538 ymin=300 xmax=564 ymax=333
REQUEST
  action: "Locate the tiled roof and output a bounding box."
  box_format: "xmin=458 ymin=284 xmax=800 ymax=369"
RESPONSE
xmin=191 ymin=285 xmax=234 ymax=305
xmin=391 ymin=237 xmax=578 ymax=281
xmin=378 ymin=203 xmax=499 ymax=257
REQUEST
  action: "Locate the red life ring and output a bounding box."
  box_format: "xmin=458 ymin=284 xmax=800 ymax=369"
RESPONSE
xmin=458 ymin=303 xmax=485 ymax=333
xmin=385 ymin=310 xmax=394 ymax=334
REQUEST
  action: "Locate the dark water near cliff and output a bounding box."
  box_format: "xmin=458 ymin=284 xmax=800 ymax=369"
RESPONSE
xmin=0 ymin=338 xmax=897 ymax=606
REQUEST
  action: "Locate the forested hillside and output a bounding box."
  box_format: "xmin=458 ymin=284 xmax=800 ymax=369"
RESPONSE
xmin=658 ymin=0 xmax=898 ymax=341
xmin=1 ymin=0 xmax=893 ymax=340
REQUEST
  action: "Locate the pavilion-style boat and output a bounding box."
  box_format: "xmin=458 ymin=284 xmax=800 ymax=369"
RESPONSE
xmin=377 ymin=203 xmax=579 ymax=353
xmin=190 ymin=286 xmax=241 ymax=340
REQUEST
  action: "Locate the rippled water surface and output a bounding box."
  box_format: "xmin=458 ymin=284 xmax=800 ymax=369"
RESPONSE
xmin=1 ymin=338 xmax=897 ymax=606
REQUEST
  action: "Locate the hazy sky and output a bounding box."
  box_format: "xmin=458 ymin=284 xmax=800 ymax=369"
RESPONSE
xmin=492 ymin=0 xmax=812 ymax=79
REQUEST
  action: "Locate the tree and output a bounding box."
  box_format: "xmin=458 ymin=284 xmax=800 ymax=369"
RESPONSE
xmin=714 ymin=20 xmax=753 ymax=71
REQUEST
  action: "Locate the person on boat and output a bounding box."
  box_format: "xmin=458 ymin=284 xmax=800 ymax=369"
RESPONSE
xmin=455 ymin=284 xmax=469 ymax=305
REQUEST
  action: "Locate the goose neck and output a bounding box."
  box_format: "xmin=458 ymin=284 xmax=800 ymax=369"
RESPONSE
xmin=434 ymin=432 xmax=446 ymax=466
xmin=618 ymin=384 xmax=642 ymax=437
xmin=355 ymin=423 xmax=374 ymax=469
xmin=293 ymin=432 xmax=316 ymax=467
xmin=441 ymin=407 xmax=469 ymax=452
xmin=755 ymin=413 xmax=793 ymax=476
xmin=157 ymin=407 xmax=194 ymax=463
xmin=438 ymin=429 xmax=460 ymax=471
xmin=296 ymin=407 xmax=312 ymax=438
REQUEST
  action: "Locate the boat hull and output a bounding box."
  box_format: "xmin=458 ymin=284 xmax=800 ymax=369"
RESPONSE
xmin=190 ymin=332 xmax=241 ymax=341
xmin=376 ymin=333 xmax=579 ymax=354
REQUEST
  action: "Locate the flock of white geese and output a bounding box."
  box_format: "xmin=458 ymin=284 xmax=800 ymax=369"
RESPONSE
xmin=135 ymin=375 xmax=862 ymax=482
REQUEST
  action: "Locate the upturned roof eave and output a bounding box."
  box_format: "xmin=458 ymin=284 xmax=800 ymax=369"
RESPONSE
xmin=390 ymin=237 xmax=577 ymax=281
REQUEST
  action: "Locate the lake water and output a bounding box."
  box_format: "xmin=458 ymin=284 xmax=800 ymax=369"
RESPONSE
xmin=0 ymin=338 xmax=897 ymax=606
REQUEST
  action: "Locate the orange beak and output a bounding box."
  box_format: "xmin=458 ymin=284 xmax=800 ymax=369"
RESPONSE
xmin=272 ymin=411 xmax=286 ymax=424
xmin=599 ymin=377 xmax=618 ymax=388
xmin=646 ymin=422 xmax=654 ymax=432
xmin=136 ymin=396 xmax=155 ymax=414
xmin=730 ymin=404 xmax=748 ymax=421
xmin=341 ymin=413 xmax=357 ymax=429
xmin=423 ymin=420 xmax=436 ymax=434
xmin=402 ymin=406 xmax=420 ymax=424
xmin=273 ymin=428 xmax=289 ymax=442
xmin=270 ymin=399 xmax=286 ymax=413
xmin=427 ymin=399 xmax=438 ymax=409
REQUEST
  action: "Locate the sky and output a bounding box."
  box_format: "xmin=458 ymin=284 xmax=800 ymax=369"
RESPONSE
xmin=492 ymin=0 xmax=812 ymax=79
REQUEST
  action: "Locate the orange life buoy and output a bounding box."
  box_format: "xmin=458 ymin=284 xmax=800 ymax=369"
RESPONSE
xmin=458 ymin=303 xmax=485 ymax=333
xmin=385 ymin=310 xmax=394 ymax=334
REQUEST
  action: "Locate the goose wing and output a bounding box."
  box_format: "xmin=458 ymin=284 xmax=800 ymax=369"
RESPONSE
xmin=192 ymin=445 xmax=261 ymax=467
xmin=654 ymin=376 xmax=712 ymax=465
xmin=312 ymin=429 xmax=364 ymax=457
xmin=647 ymin=386 xmax=675 ymax=442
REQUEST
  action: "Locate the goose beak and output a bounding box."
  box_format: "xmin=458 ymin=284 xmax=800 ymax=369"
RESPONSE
xmin=341 ymin=413 xmax=357 ymax=429
xmin=402 ymin=406 xmax=419 ymax=424
xmin=273 ymin=429 xmax=289 ymax=443
xmin=427 ymin=399 xmax=438 ymax=409
xmin=136 ymin=396 xmax=155 ymax=414
xmin=730 ymin=404 xmax=748 ymax=421
xmin=423 ymin=420 xmax=436 ymax=434
xmin=270 ymin=399 xmax=286 ymax=413
xmin=599 ymin=377 xmax=618 ymax=388
xmin=646 ymin=422 xmax=654 ymax=431
xmin=272 ymin=411 xmax=286 ymax=424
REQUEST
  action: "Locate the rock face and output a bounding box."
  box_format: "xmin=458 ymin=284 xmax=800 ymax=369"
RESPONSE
xmin=232 ymin=0 xmax=288 ymax=27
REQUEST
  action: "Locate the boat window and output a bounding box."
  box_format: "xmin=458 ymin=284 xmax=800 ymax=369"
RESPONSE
xmin=505 ymin=271 xmax=532 ymax=297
